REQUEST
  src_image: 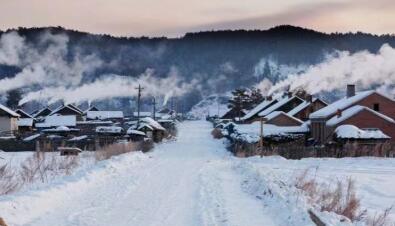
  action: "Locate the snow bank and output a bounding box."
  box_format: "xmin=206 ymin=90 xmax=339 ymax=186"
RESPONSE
xmin=335 ymin=125 xmax=390 ymax=139
xmin=0 ymin=151 xmax=148 ymax=226
xmin=242 ymin=156 xmax=395 ymax=224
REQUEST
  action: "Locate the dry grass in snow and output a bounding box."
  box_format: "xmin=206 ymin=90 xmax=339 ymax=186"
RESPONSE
xmin=0 ymin=152 xmax=79 ymax=195
xmin=295 ymin=168 xmax=394 ymax=225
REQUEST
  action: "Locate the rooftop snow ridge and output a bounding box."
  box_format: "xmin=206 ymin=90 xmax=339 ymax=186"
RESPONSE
xmin=310 ymin=90 xmax=375 ymax=118
xmin=258 ymin=95 xmax=303 ymax=117
xmin=326 ymin=105 xmax=395 ymax=126
xmin=0 ymin=104 xmax=20 ymax=117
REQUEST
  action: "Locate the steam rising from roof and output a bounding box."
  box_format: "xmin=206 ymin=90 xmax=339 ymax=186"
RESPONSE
xmin=267 ymin=44 xmax=395 ymax=96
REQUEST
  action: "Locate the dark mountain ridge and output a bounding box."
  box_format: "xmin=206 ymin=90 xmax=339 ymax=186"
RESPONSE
xmin=1 ymin=25 xmax=395 ymax=111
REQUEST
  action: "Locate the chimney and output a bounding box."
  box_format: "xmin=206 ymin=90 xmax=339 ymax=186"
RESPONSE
xmin=346 ymin=84 xmax=355 ymax=98
xmin=336 ymin=109 xmax=342 ymax=118
xmin=306 ymin=94 xmax=313 ymax=103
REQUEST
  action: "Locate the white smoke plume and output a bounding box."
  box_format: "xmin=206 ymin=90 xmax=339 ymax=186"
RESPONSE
xmin=253 ymin=58 xmax=308 ymax=81
xmin=19 ymin=69 xmax=197 ymax=105
xmin=0 ymin=31 xmax=102 ymax=93
xmin=0 ymin=31 xmax=195 ymax=106
xmin=268 ymin=44 xmax=395 ymax=96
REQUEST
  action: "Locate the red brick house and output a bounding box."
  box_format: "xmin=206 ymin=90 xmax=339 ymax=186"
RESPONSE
xmin=310 ymin=85 xmax=395 ymax=143
xmin=241 ymin=94 xmax=304 ymax=124
xmin=264 ymin=111 xmax=303 ymax=127
xmin=288 ymin=97 xmax=327 ymax=121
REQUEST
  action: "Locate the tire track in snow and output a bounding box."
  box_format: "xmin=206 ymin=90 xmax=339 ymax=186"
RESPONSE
xmin=198 ymin=159 xmax=277 ymax=226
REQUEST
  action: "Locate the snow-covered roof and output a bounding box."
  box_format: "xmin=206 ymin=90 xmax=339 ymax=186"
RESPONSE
xmin=230 ymin=121 xmax=309 ymax=143
xmin=140 ymin=117 xmax=166 ymax=131
xmin=138 ymin=123 xmax=154 ymax=131
xmin=32 ymin=107 xmax=52 ymax=118
xmin=287 ymin=101 xmax=311 ymax=116
xmin=84 ymin=105 xmax=99 ymax=113
xmin=68 ymin=135 xmax=88 ymax=141
xmin=15 ymin=109 xmax=34 ymax=118
xmin=264 ymin=111 xmax=303 ymax=124
xmin=335 ymin=125 xmax=390 ymax=139
xmin=258 ymin=96 xmax=303 ymax=117
xmin=95 ymin=126 xmax=123 ymax=134
xmin=0 ymin=104 xmax=20 ymax=117
xmin=23 ymin=134 xmax=41 ymax=142
xmin=326 ymin=105 xmax=395 ymax=126
xmin=133 ymin=112 xmax=152 ymax=117
xmin=35 ymin=115 xmax=77 ymax=128
xmin=310 ymin=91 xmax=376 ymax=119
xmin=76 ymin=120 xmax=113 ymax=125
xmin=241 ymin=99 xmax=276 ymax=121
xmin=126 ymin=128 xmax=146 ymax=136
xmin=50 ymin=104 xmax=83 ymax=116
xmin=42 ymin=126 xmax=79 ymax=132
xmin=87 ymin=111 xmax=124 ymax=120
xmin=17 ymin=118 xmax=34 ymax=127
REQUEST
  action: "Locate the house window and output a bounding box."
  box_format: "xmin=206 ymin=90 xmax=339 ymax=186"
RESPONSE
xmin=373 ymin=103 xmax=380 ymax=112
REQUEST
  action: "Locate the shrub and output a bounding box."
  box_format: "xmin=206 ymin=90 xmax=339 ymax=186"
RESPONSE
xmin=295 ymin=169 xmax=366 ymax=222
xmin=366 ymin=207 xmax=394 ymax=226
xmin=0 ymin=164 xmax=19 ymax=195
xmin=19 ymin=152 xmax=79 ymax=184
xmin=211 ymin=128 xmax=223 ymax=139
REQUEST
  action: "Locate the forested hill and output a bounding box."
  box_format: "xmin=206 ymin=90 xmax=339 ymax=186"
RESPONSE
xmin=0 ymin=25 xmax=395 ymax=110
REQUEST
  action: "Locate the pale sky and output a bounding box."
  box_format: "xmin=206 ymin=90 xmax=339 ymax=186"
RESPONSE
xmin=0 ymin=0 xmax=394 ymax=37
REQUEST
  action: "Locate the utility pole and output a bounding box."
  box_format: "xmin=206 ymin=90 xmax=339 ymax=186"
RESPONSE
xmin=135 ymin=84 xmax=144 ymax=126
xmin=260 ymin=117 xmax=266 ymax=157
xmin=152 ymin=97 xmax=156 ymax=120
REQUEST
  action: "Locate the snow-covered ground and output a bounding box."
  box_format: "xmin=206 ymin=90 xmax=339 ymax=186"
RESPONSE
xmin=0 ymin=121 xmax=278 ymax=226
xmin=241 ymin=156 xmax=395 ymax=223
xmin=187 ymin=94 xmax=229 ymax=119
xmin=0 ymin=121 xmax=394 ymax=226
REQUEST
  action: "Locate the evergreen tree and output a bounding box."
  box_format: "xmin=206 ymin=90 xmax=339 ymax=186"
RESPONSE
xmin=228 ymin=88 xmax=249 ymax=111
xmin=248 ymin=88 xmax=264 ymax=108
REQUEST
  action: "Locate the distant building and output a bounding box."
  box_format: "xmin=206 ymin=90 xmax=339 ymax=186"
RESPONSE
xmin=32 ymin=107 xmax=52 ymax=118
xmin=50 ymin=104 xmax=84 ymax=120
xmin=86 ymin=111 xmax=124 ymax=121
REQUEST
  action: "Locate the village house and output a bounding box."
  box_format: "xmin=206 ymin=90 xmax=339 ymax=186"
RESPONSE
xmin=49 ymin=104 xmax=84 ymax=120
xmin=220 ymin=108 xmax=248 ymax=120
xmin=132 ymin=117 xmax=166 ymax=142
xmin=263 ymin=111 xmax=303 ymax=126
xmin=241 ymin=93 xmax=305 ymax=124
xmin=32 ymin=106 xmax=52 ymax=119
xmin=86 ymin=111 xmax=124 ymax=123
xmin=16 ymin=109 xmax=35 ymax=133
xmin=0 ymin=104 xmax=20 ymax=135
xmin=35 ymin=115 xmax=77 ymax=131
xmin=84 ymin=105 xmax=100 ymax=114
xmin=310 ymin=85 xmax=395 ymax=144
xmin=287 ymin=97 xmax=327 ymax=121
xmin=133 ymin=111 xmax=152 ymax=119
xmin=240 ymin=97 xmax=278 ymax=123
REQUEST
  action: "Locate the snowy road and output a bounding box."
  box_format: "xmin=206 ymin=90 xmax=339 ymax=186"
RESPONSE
xmin=0 ymin=121 xmax=277 ymax=226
